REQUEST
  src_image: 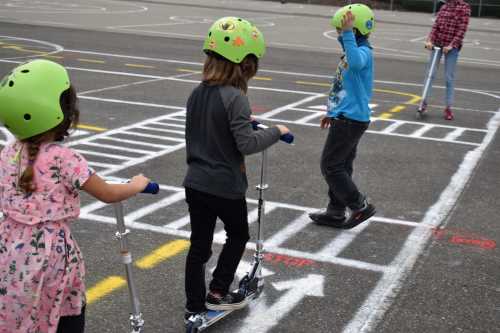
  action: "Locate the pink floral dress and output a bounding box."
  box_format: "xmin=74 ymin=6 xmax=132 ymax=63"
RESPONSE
xmin=0 ymin=142 xmax=93 ymax=333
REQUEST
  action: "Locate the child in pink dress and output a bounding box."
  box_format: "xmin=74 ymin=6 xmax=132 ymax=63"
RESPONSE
xmin=0 ymin=59 xmax=150 ymax=333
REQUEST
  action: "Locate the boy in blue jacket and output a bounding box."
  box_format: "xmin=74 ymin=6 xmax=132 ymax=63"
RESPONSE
xmin=310 ymin=4 xmax=376 ymax=229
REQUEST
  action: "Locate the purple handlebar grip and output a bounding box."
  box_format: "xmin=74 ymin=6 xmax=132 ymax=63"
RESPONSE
xmin=251 ymin=120 xmax=294 ymax=144
xmin=142 ymin=182 xmax=159 ymax=194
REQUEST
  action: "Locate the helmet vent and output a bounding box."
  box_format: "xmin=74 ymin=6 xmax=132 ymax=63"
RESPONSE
xmin=21 ymin=69 xmax=30 ymax=73
xmin=224 ymin=36 xmax=230 ymax=42
xmin=24 ymin=114 xmax=31 ymax=120
xmin=8 ymin=81 xmax=14 ymax=87
xmin=208 ymin=32 xmax=212 ymax=37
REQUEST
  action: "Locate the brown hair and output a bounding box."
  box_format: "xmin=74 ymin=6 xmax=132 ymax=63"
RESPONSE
xmin=202 ymin=52 xmax=259 ymax=94
xmin=19 ymin=86 xmax=80 ymax=193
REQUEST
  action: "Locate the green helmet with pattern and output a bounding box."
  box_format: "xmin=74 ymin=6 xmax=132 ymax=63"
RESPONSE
xmin=203 ymin=17 xmax=266 ymax=64
xmin=331 ymin=4 xmax=375 ymax=36
xmin=0 ymin=59 xmax=70 ymax=140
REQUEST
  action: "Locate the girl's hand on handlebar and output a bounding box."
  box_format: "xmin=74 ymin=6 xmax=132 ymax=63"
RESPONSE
xmin=130 ymin=174 xmax=150 ymax=192
xmin=275 ymin=125 xmax=290 ymax=135
xmin=425 ymin=41 xmax=434 ymax=50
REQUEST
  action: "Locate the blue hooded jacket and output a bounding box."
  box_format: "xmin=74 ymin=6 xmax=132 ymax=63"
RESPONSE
xmin=326 ymin=30 xmax=373 ymax=122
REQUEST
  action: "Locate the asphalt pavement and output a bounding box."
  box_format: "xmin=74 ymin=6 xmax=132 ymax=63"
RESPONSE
xmin=0 ymin=1 xmax=498 ymax=332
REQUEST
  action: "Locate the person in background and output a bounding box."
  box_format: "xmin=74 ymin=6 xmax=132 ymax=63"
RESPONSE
xmin=422 ymin=0 xmax=471 ymax=120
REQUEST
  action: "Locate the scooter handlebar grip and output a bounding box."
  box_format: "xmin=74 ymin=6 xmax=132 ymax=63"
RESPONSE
xmin=280 ymin=132 xmax=294 ymax=144
xmin=251 ymin=120 xmax=294 ymax=144
xmin=142 ymin=182 xmax=159 ymax=194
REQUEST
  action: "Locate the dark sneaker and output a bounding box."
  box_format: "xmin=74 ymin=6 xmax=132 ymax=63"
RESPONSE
xmin=340 ymin=201 xmax=376 ymax=229
xmin=444 ymin=107 xmax=454 ymax=120
xmin=206 ymin=291 xmax=248 ymax=311
xmin=309 ymin=211 xmax=346 ymax=227
xmin=184 ymin=310 xmax=207 ymax=324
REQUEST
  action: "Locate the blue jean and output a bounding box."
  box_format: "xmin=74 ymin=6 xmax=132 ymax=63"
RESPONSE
xmin=425 ymin=48 xmax=459 ymax=107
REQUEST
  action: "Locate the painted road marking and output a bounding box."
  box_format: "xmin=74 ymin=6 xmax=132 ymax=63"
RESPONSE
xmin=77 ymin=58 xmax=106 ymax=64
xmin=87 ymin=239 xmax=189 ymax=304
xmin=77 ymin=124 xmax=107 ymax=132
xmin=80 ymin=181 xmax=420 ymax=273
xmin=343 ymin=108 xmax=500 ymax=333
xmin=135 ymin=239 xmax=190 ymax=269
xmin=125 ymin=63 xmax=155 ymax=69
xmin=237 ymin=274 xmax=325 ymax=333
xmin=255 ymin=94 xmax=486 ymax=146
xmin=66 ymin=110 xmax=187 ymax=175
xmin=87 ymin=276 xmax=127 ymax=305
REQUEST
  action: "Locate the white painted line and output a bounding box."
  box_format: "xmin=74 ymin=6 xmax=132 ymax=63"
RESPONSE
xmin=79 ymin=95 xmax=185 ymax=110
xmin=318 ymin=221 xmax=372 ymax=257
xmin=342 ymin=108 xmax=500 ymax=333
xmin=75 ymin=149 xmax=131 ymax=161
xmin=79 ymin=141 xmax=153 ymax=154
xmin=410 ymin=36 xmax=427 ymax=43
xmin=0 ymin=35 xmax=64 ymax=60
xmin=254 ymin=116 xmax=483 ymax=146
xmin=295 ymin=112 xmax=323 ymax=123
xmin=78 ymin=78 xmax=166 ymax=96
xmin=149 ymin=122 xmax=185 ymax=129
xmin=381 ymin=121 xmax=404 ymax=134
xmin=444 ymin=128 xmax=466 ymax=141
xmin=260 ymin=94 xmax=324 ymax=119
xmin=409 ymin=124 xmax=434 ymax=138
xmin=136 ymin=125 xmax=185 ymax=135
xmin=289 ymin=107 xmax=321 ymax=113
xmin=237 ymin=274 xmax=325 ymax=333
xmin=164 ymin=215 xmax=190 ymax=229
xmin=100 ymin=136 xmax=176 ymax=148
xmin=87 ymin=161 xmax=116 ymax=169
xmin=125 ymin=191 xmax=186 ymax=222
xmin=264 ymin=212 xmax=314 ymax=248
xmin=79 ymin=212 xmax=387 ymax=272
xmin=124 ymin=130 xmax=183 ymax=141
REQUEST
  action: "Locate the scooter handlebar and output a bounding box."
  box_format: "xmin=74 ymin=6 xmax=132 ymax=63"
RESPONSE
xmin=251 ymin=120 xmax=294 ymax=144
xmin=141 ymin=182 xmax=160 ymax=194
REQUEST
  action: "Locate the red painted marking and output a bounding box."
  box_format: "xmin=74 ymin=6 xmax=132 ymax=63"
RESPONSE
xmin=251 ymin=105 xmax=268 ymax=114
xmin=263 ymin=253 xmax=317 ymax=268
xmin=432 ymin=228 xmax=496 ymax=250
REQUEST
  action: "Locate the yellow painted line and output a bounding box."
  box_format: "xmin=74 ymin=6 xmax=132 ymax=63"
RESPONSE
xmin=135 ymin=239 xmax=190 ymax=269
xmin=125 ymin=63 xmax=155 ymax=69
xmin=389 ymin=106 xmax=406 ymax=113
xmin=295 ymin=80 xmax=330 ymax=87
xmin=43 ymin=55 xmax=64 ymax=59
xmin=254 ymin=76 xmax=272 ymax=81
xmin=374 ymin=88 xmax=421 ymax=105
xmin=379 ymin=113 xmax=393 ymax=119
xmin=407 ymin=96 xmax=422 ymax=105
xmin=77 ymin=58 xmax=105 ymax=64
xmin=86 ymin=276 xmax=127 ymax=304
xmin=77 ymin=124 xmax=107 ymax=132
xmin=177 ymin=68 xmax=200 ymax=74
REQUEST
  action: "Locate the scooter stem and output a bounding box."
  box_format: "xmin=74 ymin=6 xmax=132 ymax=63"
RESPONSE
xmin=113 ymin=202 xmax=144 ymax=333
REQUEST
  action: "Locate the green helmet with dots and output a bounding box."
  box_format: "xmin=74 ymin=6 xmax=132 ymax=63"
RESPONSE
xmin=0 ymin=59 xmax=70 ymax=140
xmin=203 ymin=17 xmax=266 ymax=64
xmin=331 ymin=4 xmax=375 ymax=36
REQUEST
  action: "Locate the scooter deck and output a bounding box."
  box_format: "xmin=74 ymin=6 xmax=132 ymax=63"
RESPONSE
xmin=194 ymin=291 xmax=257 ymax=331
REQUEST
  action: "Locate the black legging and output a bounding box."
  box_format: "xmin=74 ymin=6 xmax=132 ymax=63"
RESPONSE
xmin=56 ymin=306 xmax=86 ymax=333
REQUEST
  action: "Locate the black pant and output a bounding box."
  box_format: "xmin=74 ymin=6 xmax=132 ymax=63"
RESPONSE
xmin=184 ymin=188 xmax=250 ymax=312
xmin=320 ymin=117 xmax=369 ymax=213
xmin=56 ymin=306 xmax=85 ymax=333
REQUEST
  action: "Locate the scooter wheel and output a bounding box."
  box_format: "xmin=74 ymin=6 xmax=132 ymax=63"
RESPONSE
xmin=186 ymin=322 xmax=199 ymax=333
